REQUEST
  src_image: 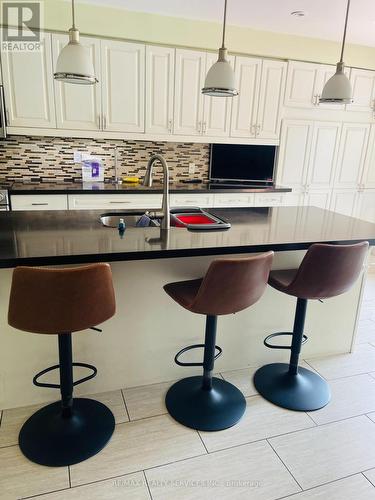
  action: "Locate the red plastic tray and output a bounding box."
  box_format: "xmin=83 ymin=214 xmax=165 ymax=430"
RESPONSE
xmin=175 ymin=214 xmax=216 ymax=225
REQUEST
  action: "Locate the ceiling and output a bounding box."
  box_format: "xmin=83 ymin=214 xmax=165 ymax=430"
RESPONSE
xmin=79 ymin=0 xmax=375 ymax=47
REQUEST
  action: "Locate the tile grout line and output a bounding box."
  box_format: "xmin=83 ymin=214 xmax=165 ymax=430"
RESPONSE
xmin=304 ymin=411 xmax=318 ymax=426
xmin=197 ymin=430 xmax=209 ymax=454
xmin=143 ymin=470 xmax=154 ymax=500
xmin=120 ymin=388 xmax=131 ymax=422
xmin=68 ymin=465 xmax=71 ymax=488
xmin=266 ymin=438 xmax=304 ymax=492
xmin=362 ymin=471 xmax=375 ymax=488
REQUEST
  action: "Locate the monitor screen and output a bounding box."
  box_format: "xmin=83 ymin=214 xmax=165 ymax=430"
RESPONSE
xmin=209 ymin=144 xmax=276 ymax=183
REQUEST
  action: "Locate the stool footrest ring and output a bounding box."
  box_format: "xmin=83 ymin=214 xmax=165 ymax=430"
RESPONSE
xmin=33 ymin=362 xmax=97 ymax=389
xmin=264 ymin=332 xmax=308 ymax=350
xmin=174 ymin=344 xmax=222 ymax=367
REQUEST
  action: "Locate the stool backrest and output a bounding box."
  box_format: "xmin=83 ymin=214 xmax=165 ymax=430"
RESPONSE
xmin=191 ymin=251 xmax=274 ymax=315
xmin=287 ymin=242 xmax=369 ymax=299
xmin=8 ymin=263 xmax=116 ymax=334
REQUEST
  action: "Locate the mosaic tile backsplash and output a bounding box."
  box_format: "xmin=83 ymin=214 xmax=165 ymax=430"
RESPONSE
xmin=0 ymin=136 xmax=210 ymax=183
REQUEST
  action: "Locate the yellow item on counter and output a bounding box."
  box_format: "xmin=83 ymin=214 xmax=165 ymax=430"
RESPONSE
xmin=122 ymin=176 xmax=140 ymax=184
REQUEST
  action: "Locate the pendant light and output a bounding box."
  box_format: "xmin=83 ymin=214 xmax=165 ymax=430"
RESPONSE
xmin=320 ymin=0 xmax=352 ymax=104
xmin=54 ymin=0 xmax=98 ymax=85
xmin=202 ymin=0 xmax=238 ymax=97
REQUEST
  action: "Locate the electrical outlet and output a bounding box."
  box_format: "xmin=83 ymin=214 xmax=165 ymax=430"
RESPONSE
xmin=73 ymin=151 xmax=82 ymax=163
xmin=188 ymin=162 xmax=196 ymax=175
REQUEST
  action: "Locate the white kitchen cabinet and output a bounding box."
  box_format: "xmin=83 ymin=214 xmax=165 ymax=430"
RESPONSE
xmin=307 ymin=121 xmax=341 ymax=190
xmin=212 ymin=193 xmax=255 ymax=207
xmin=346 ymin=69 xmax=375 ymax=113
xmin=304 ymin=190 xmax=331 ymax=210
xmin=52 ymin=34 xmax=101 ymax=131
xmin=170 ymin=193 xmax=214 ymax=208
xmin=68 ymin=194 xmax=162 ymax=210
xmin=202 ymin=53 xmax=234 ymax=137
xmin=230 ymin=56 xmax=262 ymax=138
xmin=330 ymin=189 xmax=358 ymax=217
xmin=101 ymin=40 xmax=145 ymax=133
xmin=276 ymin=120 xmax=313 ymax=188
xmin=1 ymin=32 xmax=56 ymax=128
xmin=284 ymin=61 xmax=321 ymax=108
xmin=356 ymin=190 xmax=375 ymax=223
xmin=361 ymin=124 xmax=375 ymax=188
xmin=145 ymin=45 xmax=175 ymax=135
xmin=256 ymin=59 xmax=287 ymax=140
xmin=282 ymin=190 xmax=305 ymax=206
xmin=11 ymin=194 xmax=68 ymax=211
xmin=173 ymin=49 xmax=205 ymax=136
xmin=334 ymin=123 xmax=370 ymax=189
xmin=253 ymin=192 xmax=285 ymax=207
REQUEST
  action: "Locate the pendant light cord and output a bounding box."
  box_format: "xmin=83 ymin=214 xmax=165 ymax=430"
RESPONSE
xmin=340 ymin=0 xmax=351 ymax=62
xmin=221 ymin=0 xmax=228 ymax=49
xmin=71 ymin=0 xmax=76 ymax=29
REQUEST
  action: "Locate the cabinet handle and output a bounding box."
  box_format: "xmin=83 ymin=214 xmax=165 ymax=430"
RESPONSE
xmin=202 ymin=122 xmax=207 ymax=134
xmin=256 ymin=124 xmax=261 ymax=135
xmin=5 ymin=108 xmax=10 ymax=124
xmin=250 ymin=124 xmax=256 ymax=136
xmin=198 ymin=121 xmax=202 ymax=134
xmin=109 ymin=201 xmax=131 ymax=204
xmin=31 ymin=203 xmax=49 ymax=206
xmin=98 ymin=114 xmax=101 ymax=129
xmin=168 ymin=119 xmax=173 ymax=134
xmin=103 ymin=115 xmax=107 ymax=129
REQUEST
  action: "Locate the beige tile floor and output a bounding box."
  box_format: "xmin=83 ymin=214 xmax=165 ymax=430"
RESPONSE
xmin=3 ymin=276 xmax=375 ymax=499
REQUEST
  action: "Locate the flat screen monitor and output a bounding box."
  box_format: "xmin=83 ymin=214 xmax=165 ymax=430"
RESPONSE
xmin=209 ymin=144 xmax=276 ymax=184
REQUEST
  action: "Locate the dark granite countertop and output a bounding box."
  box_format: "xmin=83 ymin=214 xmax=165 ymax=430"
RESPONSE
xmin=8 ymin=181 xmax=292 ymax=195
xmin=0 ymin=206 xmax=374 ymax=268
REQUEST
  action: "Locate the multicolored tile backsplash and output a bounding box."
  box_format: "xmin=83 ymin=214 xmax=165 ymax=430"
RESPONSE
xmin=0 ymin=136 xmax=210 ymax=183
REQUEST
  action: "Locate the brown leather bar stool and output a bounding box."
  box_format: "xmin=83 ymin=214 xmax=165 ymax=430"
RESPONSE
xmin=164 ymin=252 xmax=274 ymax=431
xmin=254 ymin=242 xmax=369 ymax=412
xmin=8 ymin=263 xmax=116 ymax=467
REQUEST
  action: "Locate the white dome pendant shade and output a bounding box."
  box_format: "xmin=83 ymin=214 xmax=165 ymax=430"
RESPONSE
xmin=202 ymin=0 xmax=238 ymax=97
xmin=320 ymin=0 xmax=352 ymax=104
xmin=54 ymin=0 xmax=98 ymax=85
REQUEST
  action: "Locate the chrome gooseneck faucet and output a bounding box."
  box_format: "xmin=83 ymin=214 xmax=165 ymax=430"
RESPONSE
xmin=143 ymin=154 xmax=170 ymax=230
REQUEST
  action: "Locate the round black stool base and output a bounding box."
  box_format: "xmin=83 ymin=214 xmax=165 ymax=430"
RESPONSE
xmin=165 ymin=376 xmax=246 ymax=431
xmin=253 ymin=363 xmax=331 ymax=411
xmin=19 ymin=398 xmax=115 ymax=467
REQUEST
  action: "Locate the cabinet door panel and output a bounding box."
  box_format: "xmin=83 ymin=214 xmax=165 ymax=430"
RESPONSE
xmin=202 ymin=53 xmax=233 ymax=137
xmin=330 ymin=190 xmax=358 ymax=217
xmin=305 ymin=191 xmax=331 ymax=210
xmin=362 ymin=124 xmax=375 ymax=188
xmin=347 ymin=69 xmax=375 ymax=113
xmin=11 ymin=194 xmax=68 ymax=211
xmin=174 ymin=49 xmax=205 ymax=136
xmin=101 ymin=40 xmax=145 ymax=132
xmin=357 ymin=191 xmax=375 ymax=223
xmin=335 ymin=123 xmax=370 ymax=189
xmin=256 ymin=60 xmax=287 ymax=140
xmin=145 ymin=45 xmax=175 ymax=135
xmin=284 ymin=61 xmax=320 ymax=108
xmin=307 ymin=122 xmax=341 ymax=190
xmin=2 ymin=32 xmax=56 ymax=128
xmin=276 ymin=120 xmax=313 ymax=188
xmin=52 ymin=34 xmax=100 ymax=130
xmin=230 ymin=56 xmax=261 ymax=138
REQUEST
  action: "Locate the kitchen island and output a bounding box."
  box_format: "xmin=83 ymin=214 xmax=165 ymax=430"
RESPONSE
xmin=1 ymin=206 xmax=374 ymax=409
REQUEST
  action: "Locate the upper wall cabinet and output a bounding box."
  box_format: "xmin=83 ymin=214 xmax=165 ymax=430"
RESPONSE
xmin=52 ymin=34 xmax=101 ymax=130
xmin=256 ymin=59 xmax=287 ymax=139
xmin=230 ymin=56 xmax=262 ymax=138
xmin=284 ymin=61 xmax=348 ymax=110
xmin=1 ymin=32 xmax=56 ymax=128
xmin=174 ymin=49 xmax=206 ymax=136
xmin=145 ymin=45 xmax=175 ymax=135
xmin=284 ymin=61 xmax=321 ymax=108
xmin=230 ymin=57 xmax=286 ymax=140
xmin=346 ymin=69 xmax=375 ymax=113
xmin=202 ymin=52 xmax=234 ymax=137
xmin=101 ymin=40 xmax=145 ymax=133
xmin=334 ymin=123 xmax=370 ymax=189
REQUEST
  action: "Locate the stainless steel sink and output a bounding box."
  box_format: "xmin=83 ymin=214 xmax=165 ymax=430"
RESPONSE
xmin=100 ymin=211 xmax=162 ymax=228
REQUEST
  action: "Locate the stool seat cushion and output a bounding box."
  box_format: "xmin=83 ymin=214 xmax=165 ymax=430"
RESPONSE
xmin=269 ymin=269 xmax=298 ymax=293
xmin=164 ymin=279 xmax=203 ymax=310
xmin=163 ymin=252 xmax=274 ymax=316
